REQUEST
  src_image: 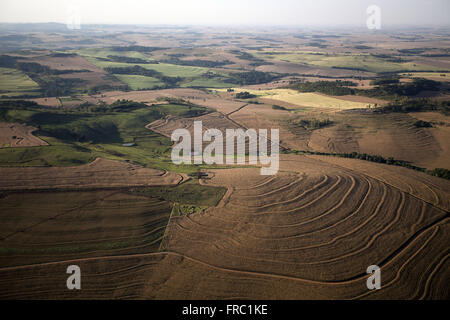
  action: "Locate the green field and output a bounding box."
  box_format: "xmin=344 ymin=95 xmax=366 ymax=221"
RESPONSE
xmin=400 ymin=72 xmax=450 ymax=81
xmin=0 ymin=101 xmax=218 ymax=173
xmin=254 ymin=51 xmax=445 ymax=73
xmin=129 ymin=179 xmax=227 ymax=207
xmin=181 ymin=77 xmax=234 ymax=88
xmin=85 ymin=56 xmax=209 ymax=78
xmin=0 ymin=67 xmax=40 ymax=96
xmin=115 ymin=74 xmax=164 ymax=90
xmin=76 ymin=47 xmax=152 ymax=61
xmin=76 ymin=47 xmax=235 ymax=88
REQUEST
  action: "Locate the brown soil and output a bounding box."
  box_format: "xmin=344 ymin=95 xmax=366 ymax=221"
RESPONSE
xmin=0 ymin=122 xmax=48 ymax=148
xmin=1 ymin=154 xmax=448 ymax=299
xmin=0 ymin=158 xmax=187 ymax=191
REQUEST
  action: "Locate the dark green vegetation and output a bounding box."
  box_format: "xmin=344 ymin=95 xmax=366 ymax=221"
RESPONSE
xmin=229 ymin=50 xmax=274 ymax=67
xmin=376 ymin=98 xmax=449 ymax=115
xmin=0 ymin=99 xmax=211 ymax=172
xmin=370 ymin=78 xmax=400 ymax=86
xmin=0 ymin=55 xmax=92 ymax=97
xmin=291 ymin=118 xmax=333 ymax=130
xmin=290 ymin=80 xmax=357 ymax=96
xmin=104 ymin=65 xmax=182 ymax=87
xmin=107 ymin=55 xmax=156 ymax=64
xmin=235 ymin=91 xmax=257 ymax=99
xmin=161 ymin=56 xmax=233 ymax=68
xmin=414 ymin=120 xmax=433 ymax=128
xmin=231 ymin=70 xmax=280 ymax=85
xmin=362 ymin=78 xmax=442 ymax=99
xmin=290 ymin=78 xmax=443 ymax=100
xmin=286 ymin=149 xmax=450 ymax=180
xmin=129 ymin=179 xmax=226 ymax=208
xmin=109 ymin=45 xmax=166 ymax=53
xmin=429 ymin=168 xmax=450 ymax=180
xmin=272 ymin=105 xmax=288 ymax=110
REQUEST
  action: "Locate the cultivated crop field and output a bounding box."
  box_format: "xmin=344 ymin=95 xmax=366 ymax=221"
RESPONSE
xmin=1 ymin=155 xmax=448 ymax=299
xmin=221 ymin=88 xmax=372 ymax=109
xmin=0 ymin=67 xmax=40 ymax=96
xmin=0 ymin=23 xmax=449 ymax=301
xmin=254 ymin=51 xmax=446 ymax=73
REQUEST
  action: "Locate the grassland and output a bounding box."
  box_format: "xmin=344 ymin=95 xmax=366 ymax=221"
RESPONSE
xmin=0 ymin=67 xmax=40 ymax=97
xmin=75 ymin=48 xmax=152 ymax=61
xmin=254 ymin=51 xmax=446 ymax=73
xmin=114 ymin=74 xmax=164 ymax=90
xmin=129 ymin=179 xmax=227 ymax=207
xmin=400 ymin=72 xmax=450 ymax=81
xmin=0 ymin=101 xmax=213 ymax=173
xmin=76 ymin=47 xmax=236 ymax=88
xmin=84 ymin=57 xmax=209 ymax=78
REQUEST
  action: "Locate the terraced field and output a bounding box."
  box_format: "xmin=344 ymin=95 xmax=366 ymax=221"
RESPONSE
xmin=0 ymin=158 xmax=187 ymax=191
xmin=0 ymin=155 xmax=448 ymax=299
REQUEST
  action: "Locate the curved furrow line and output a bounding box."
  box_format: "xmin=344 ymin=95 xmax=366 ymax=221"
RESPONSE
xmin=352 ymin=225 xmax=441 ymax=300
xmin=227 ymin=175 xmax=330 ymax=210
xmin=1 ymin=220 xmax=446 ymax=294
xmin=233 ymin=174 xmax=305 ymax=199
xmin=183 ymin=214 xmax=237 ymax=234
xmin=1 ymin=236 xmax=165 ymax=264
xmin=235 ymin=175 xmax=373 ymax=240
xmin=174 ymin=183 xmax=387 ymax=260
xmin=183 ymin=216 xmax=450 ymax=289
xmin=194 ymin=176 xmax=370 ymax=229
xmin=233 ymin=175 xmax=277 ymax=191
xmin=406 ymin=247 xmax=449 ymax=300
xmin=7 ymin=225 xmax=167 ymax=247
xmin=229 ymin=175 xmax=342 ymax=214
xmin=173 ymin=220 xmax=243 ymax=248
xmin=267 ymin=186 xmax=398 ymax=255
xmin=409 ymin=202 xmax=427 ymax=234
xmin=422 ymin=182 xmax=441 ymax=207
xmin=418 ymin=252 xmax=450 ymax=300
xmin=186 ymin=175 xmax=366 ymax=241
xmin=175 ymin=221 xmax=244 ymax=246
xmin=230 ymin=175 xmax=294 ymax=196
xmin=315 ymin=156 xmax=449 ymax=213
xmin=171 ymin=218 xmax=449 ymax=289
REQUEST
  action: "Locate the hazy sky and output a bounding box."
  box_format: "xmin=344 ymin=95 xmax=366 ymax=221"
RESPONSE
xmin=0 ymin=0 xmax=449 ymax=26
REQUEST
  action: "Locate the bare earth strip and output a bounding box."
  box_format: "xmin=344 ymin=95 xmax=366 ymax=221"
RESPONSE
xmin=0 ymin=158 xmax=187 ymax=191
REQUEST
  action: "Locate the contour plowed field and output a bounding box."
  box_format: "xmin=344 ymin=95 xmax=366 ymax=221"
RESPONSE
xmin=0 ymin=158 xmax=187 ymax=191
xmin=0 ymin=155 xmax=447 ymax=299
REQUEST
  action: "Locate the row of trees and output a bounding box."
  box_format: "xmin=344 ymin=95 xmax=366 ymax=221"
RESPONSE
xmin=290 ymin=80 xmax=357 ymax=96
xmin=375 ymin=98 xmax=449 ymax=115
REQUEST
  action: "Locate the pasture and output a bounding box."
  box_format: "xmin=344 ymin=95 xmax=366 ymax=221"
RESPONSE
xmin=254 ymin=51 xmax=445 ymax=73
xmin=0 ymin=67 xmax=40 ymax=97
